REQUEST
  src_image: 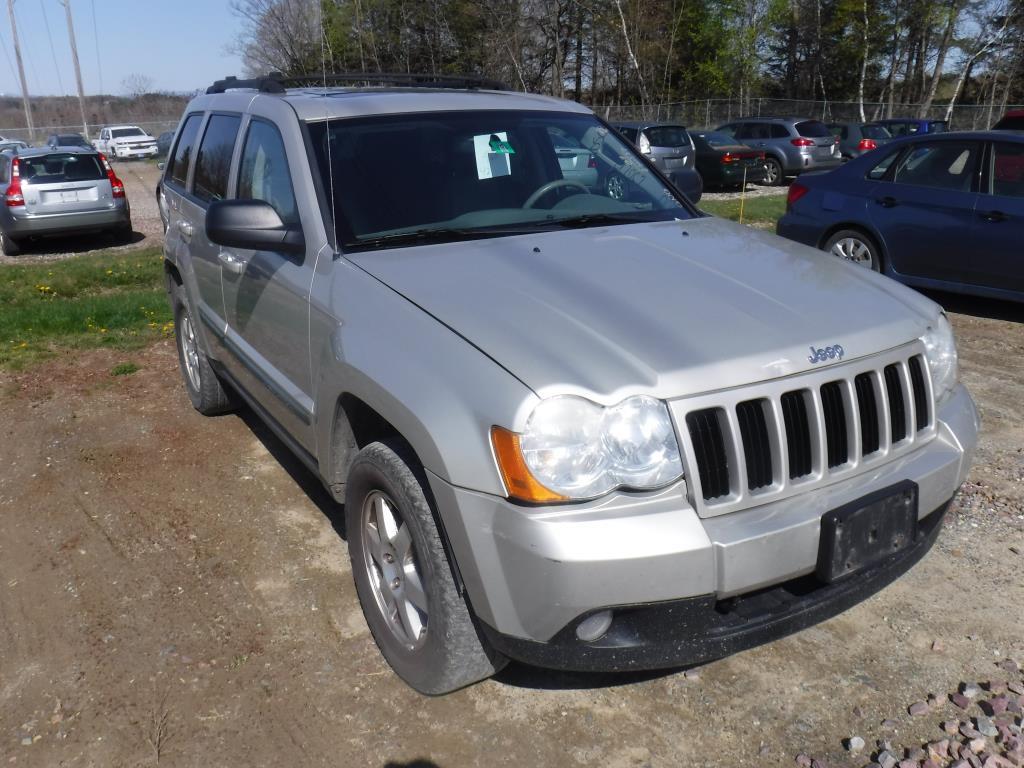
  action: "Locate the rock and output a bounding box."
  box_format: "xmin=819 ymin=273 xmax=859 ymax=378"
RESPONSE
xmin=882 ymin=719 xmax=900 ymax=730
xmin=987 ymin=681 xmax=1008 ymax=694
xmin=943 ymin=720 xmax=962 ymax=734
xmin=950 ymin=762 xmax=969 ymax=768
xmin=898 ymin=760 xmax=918 ymax=768
xmin=908 ymin=746 xmax=926 ymax=761
xmin=962 ymin=724 xmax=983 ymax=739
xmin=928 ymin=693 xmax=942 ymax=709
xmin=964 ymin=683 xmax=984 ymax=699
xmin=878 ymin=750 xmax=899 ymax=768
xmin=811 ymin=760 xmax=829 ymax=768
xmin=20 ymin=736 xmax=32 ymax=746
xmin=1009 ymin=681 xmax=1024 ymax=695
xmin=953 ymin=693 xmax=973 ymax=709
xmin=846 ymin=736 xmax=866 ymax=753
xmin=910 ymin=701 xmax=931 ymax=716
xmin=986 ymin=697 xmax=1010 ymax=715
xmin=999 ymin=659 xmax=1020 ymax=674
xmin=922 ymin=761 xmax=939 ymax=768
xmin=795 ymin=754 xmax=813 ymax=767
xmin=977 ymin=716 xmax=999 ymax=737
xmin=969 ymin=737 xmax=987 ymax=754
xmin=928 ymin=740 xmax=950 ymax=759
xmin=683 ymin=669 xmax=701 ymax=681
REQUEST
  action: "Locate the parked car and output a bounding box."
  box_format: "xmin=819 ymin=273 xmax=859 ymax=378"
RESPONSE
xmin=0 ymin=147 xmax=131 ymax=255
xmin=93 ymin=125 xmax=159 ymax=159
xmin=876 ymin=118 xmax=948 ymax=137
xmin=665 ymin=165 xmax=703 ymax=203
xmin=0 ymin=140 xmax=29 ymax=155
xmin=46 ymin=133 xmax=91 ymax=149
xmin=992 ymin=110 xmax=1024 ymax=131
xmin=690 ymin=130 xmax=767 ymax=188
xmin=162 ymin=73 xmax=976 ymax=694
xmin=611 ymin=122 xmax=696 ymax=174
xmin=828 ymin=122 xmax=893 ymax=160
xmin=715 ymin=117 xmax=841 ymax=185
xmin=156 ymin=130 xmax=175 ymax=156
xmin=777 ymin=131 xmax=1024 ymax=302
xmin=547 ymin=127 xmax=598 ymax=189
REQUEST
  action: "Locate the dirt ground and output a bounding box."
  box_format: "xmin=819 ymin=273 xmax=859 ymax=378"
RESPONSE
xmin=1 ymin=231 xmax=1023 ymax=766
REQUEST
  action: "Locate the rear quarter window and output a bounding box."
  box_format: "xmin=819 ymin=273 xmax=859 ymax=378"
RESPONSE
xmin=166 ymin=114 xmax=203 ymax=189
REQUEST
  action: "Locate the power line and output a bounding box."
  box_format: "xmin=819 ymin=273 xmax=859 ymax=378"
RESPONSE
xmin=12 ymin=2 xmax=41 ymax=95
xmin=0 ymin=23 xmax=19 ymax=88
xmin=40 ymin=0 xmax=65 ymax=95
xmin=89 ymin=0 xmax=100 ymax=95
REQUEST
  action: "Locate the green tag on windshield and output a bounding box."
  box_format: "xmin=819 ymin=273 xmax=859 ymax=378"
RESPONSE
xmin=489 ymin=137 xmax=515 ymax=154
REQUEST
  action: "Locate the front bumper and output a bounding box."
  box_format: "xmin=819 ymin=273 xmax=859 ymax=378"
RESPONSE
xmin=112 ymin=145 xmax=158 ymax=158
xmin=427 ymin=384 xmax=977 ymax=666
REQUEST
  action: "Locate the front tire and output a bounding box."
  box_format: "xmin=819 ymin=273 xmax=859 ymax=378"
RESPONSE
xmin=172 ymin=287 xmax=234 ymax=414
xmin=824 ymin=229 xmax=881 ymax=271
xmin=346 ymin=441 xmax=505 ymax=695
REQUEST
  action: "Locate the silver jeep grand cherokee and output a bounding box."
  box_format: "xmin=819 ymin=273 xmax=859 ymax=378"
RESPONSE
xmin=161 ymin=74 xmax=978 ymax=695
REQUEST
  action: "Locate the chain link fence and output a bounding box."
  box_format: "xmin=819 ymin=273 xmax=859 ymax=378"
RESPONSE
xmin=602 ymin=98 xmax=1023 ymax=130
xmin=0 ymin=120 xmax=180 ymax=145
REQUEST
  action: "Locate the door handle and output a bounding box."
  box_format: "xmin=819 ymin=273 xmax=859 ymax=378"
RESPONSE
xmin=980 ymin=210 xmax=1008 ymax=223
xmin=876 ymin=196 xmax=898 ymax=208
xmin=218 ymin=249 xmax=247 ymax=275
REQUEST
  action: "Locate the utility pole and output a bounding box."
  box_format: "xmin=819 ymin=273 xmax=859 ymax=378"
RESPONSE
xmin=7 ymin=0 xmax=34 ymax=142
xmin=60 ymin=0 xmax=90 ymax=139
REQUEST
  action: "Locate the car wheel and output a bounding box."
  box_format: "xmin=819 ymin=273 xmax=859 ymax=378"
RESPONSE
xmin=605 ymin=172 xmax=627 ymax=200
xmin=0 ymin=230 xmax=21 ymax=256
xmin=762 ymin=157 xmax=783 ymax=186
xmin=346 ymin=440 xmax=506 ymax=695
xmin=172 ymin=287 xmax=235 ymax=415
xmin=824 ymin=229 xmax=880 ymax=271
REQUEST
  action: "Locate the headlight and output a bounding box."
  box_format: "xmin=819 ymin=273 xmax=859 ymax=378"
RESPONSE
xmin=491 ymin=395 xmax=683 ymax=502
xmin=920 ymin=313 xmax=958 ymax=405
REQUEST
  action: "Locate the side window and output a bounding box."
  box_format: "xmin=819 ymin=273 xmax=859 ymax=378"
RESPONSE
xmin=893 ymin=141 xmax=980 ymax=192
xmin=887 ymin=123 xmax=907 ymax=137
xmin=867 ymin=149 xmax=900 ymax=180
xmin=192 ymin=114 xmax=241 ymax=204
xmin=718 ymin=123 xmax=737 ymax=138
xmin=990 ymin=142 xmax=1024 ymax=198
xmin=166 ymin=114 xmax=203 ymax=189
xmin=735 ymin=123 xmax=755 ymax=140
xmin=237 ymin=120 xmax=298 ymax=225
xmin=770 ymin=124 xmax=790 ymax=139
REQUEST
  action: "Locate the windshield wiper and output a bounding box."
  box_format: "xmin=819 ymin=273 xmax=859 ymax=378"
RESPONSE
xmin=544 ymin=212 xmax=659 ymax=229
xmin=350 ymin=225 xmax=541 ymax=250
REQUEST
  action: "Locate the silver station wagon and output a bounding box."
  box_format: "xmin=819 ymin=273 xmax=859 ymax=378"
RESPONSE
xmin=161 ymin=74 xmax=978 ymax=694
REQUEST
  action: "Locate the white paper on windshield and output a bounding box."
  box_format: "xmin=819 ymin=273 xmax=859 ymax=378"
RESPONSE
xmin=474 ymin=132 xmax=512 ymax=180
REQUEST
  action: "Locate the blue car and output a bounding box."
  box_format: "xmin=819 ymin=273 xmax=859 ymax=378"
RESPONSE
xmin=876 ymin=118 xmax=949 ymax=137
xmin=777 ymin=131 xmax=1024 ymax=301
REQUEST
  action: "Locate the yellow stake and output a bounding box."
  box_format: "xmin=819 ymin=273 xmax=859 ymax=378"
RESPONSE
xmin=738 ymin=166 xmax=748 ymax=224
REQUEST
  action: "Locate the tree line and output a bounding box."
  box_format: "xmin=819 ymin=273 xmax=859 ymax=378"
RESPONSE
xmin=232 ymin=0 xmax=1024 ymax=120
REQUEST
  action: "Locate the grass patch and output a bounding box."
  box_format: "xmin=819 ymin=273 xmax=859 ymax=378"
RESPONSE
xmin=700 ymin=194 xmax=787 ymax=227
xmin=0 ymin=247 xmax=172 ymax=370
xmin=111 ymin=361 xmax=140 ymax=376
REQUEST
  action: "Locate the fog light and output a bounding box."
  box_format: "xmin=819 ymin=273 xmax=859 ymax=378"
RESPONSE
xmin=575 ymin=610 xmax=613 ymax=642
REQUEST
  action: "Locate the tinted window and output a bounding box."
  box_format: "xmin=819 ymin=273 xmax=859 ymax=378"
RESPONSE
xmin=770 ymin=124 xmax=790 ymax=139
xmin=167 ymin=114 xmax=202 ymax=188
xmin=193 ymin=114 xmax=241 ymax=204
xmin=616 ymin=126 xmax=639 ymax=142
xmin=237 ymin=120 xmax=298 ymax=225
xmin=643 ymin=126 xmax=689 ymax=148
xmin=990 ymin=142 xmax=1024 ymax=198
xmin=867 ymin=149 xmax=900 ymax=180
xmin=112 ymin=128 xmax=145 ymax=138
xmin=19 ymin=153 xmax=105 ymax=182
xmin=928 ymin=122 xmax=948 ymax=133
xmin=862 ymin=124 xmax=891 ymax=139
xmin=795 ymin=120 xmax=830 ymax=138
xmin=993 ymin=115 xmax=1024 ymax=130
xmin=886 ymin=122 xmax=908 ymax=136
xmin=893 ymin=141 xmax=980 ymax=191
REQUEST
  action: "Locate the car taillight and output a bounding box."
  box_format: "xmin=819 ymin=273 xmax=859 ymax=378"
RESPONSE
xmin=721 ymin=153 xmax=737 ymax=164
xmin=5 ymin=157 xmax=23 ymax=206
xmin=858 ymin=138 xmax=877 ymax=151
xmin=791 ymin=137 xmax=815 ymax=147
xmin=587 ymin=154 xmax=597 ymax=169
xmin=786 ymin=181 xmax=809 ymax=209
xmin=99 ymin=153 xmax=125 ymax=198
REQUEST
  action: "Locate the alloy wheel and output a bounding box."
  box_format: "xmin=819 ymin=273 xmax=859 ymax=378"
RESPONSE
xmin=830 ymin=236 xmax=874 ymax=268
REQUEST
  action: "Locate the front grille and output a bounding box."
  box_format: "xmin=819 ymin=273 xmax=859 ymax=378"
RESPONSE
xmin=676 ymin=349 xmax=933 ymax=515
xmin=686 ymin=409 xmax=730 ymax=500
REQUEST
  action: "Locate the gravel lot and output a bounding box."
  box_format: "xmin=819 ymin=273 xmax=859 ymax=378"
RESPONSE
xmin=0 ymin=187 xmax=1022 ymax=767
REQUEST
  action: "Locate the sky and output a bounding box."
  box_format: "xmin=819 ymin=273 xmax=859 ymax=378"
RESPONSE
xmin=0 ymin=0 xmax=245 ymax=97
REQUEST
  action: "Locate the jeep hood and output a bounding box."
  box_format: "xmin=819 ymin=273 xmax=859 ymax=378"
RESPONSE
xmin=348 ymin=217 xmax=940 ymax=401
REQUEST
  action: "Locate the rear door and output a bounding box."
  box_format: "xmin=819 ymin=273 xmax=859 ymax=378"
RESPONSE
xmin=966 ymin=140 xmax=1024 ymax=292
xmin=867 ymin=139 xmax=982 ymax=284
xmin=219 ymin=114 xmax=316 ymax=450
xmin=19 ymin=153 xmax=112 ymax=214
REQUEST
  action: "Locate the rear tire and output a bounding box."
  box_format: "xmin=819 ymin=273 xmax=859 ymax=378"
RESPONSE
xmin=0 ymin=230 xmax=21 ymax=256
xmin=172 ymin=286 xmax=234 ymax=415
xmin=761 ymin=157 xmax=783 ymax=186
xmin=346 ymin=440 xmax=506 ymax=694
xmin=824 ymin=229 xmax=881 ymax=272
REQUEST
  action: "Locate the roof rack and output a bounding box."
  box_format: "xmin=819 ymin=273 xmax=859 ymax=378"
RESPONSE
xmin=206 ymin=71 xmax=507 ymax=95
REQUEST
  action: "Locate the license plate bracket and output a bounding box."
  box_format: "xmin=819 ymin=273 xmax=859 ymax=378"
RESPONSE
xmin=816 ymin=481 xmax=918 ymax=583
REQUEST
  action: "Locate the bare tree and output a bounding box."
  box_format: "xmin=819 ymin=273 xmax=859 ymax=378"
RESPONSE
xmin=121 ymin=73 xmax=155 ymax=98
xmin=231 ymin=0 xmax=321 ymax=76
xmin=919 ymin=0 xmax=965 ymax=117
xmin=944 ymin=2 xmax=1015 ymax=122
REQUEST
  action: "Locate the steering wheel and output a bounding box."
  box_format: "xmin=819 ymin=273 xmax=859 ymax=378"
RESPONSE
xmin=522 ymin=179 xmax=591 ymax=209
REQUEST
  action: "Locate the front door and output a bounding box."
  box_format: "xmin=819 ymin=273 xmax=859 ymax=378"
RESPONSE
xmin=219 ymin=117 xmax=316 ymax=451
xmin=867 ymin=139 xmax=982 ymax=285
xmin=965 ymin=140 xmax=1024 ymax=293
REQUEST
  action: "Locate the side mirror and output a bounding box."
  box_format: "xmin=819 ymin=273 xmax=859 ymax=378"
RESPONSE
xmin=206 ymin=199 xmax=304 ymax=255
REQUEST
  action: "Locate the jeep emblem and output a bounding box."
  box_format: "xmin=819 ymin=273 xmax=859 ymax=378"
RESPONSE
xmin=808 ymin=344 xmax=844 ymax=364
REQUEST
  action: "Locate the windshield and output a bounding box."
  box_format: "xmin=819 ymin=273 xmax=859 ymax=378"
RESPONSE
xmin=112 ymin=128 xmax=145 ymax=138
xmin=643 ymin=126 xmax=689 ymax=148
xmin=308 ymin=110 xmax=694 ymax=249
xmin=19 ymin=153 xmax=104 ymax=183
